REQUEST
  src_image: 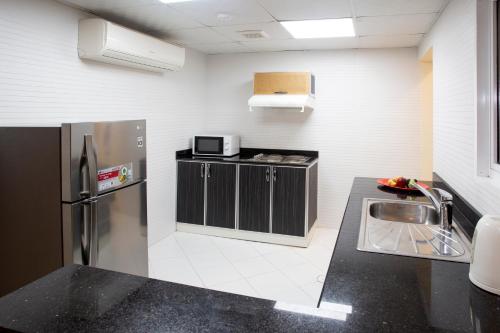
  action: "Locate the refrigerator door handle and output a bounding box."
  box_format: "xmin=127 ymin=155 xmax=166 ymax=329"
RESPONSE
xmin=80 ymin=134 xmax=97 ymax=198
xmin=89 ymin=200 xmax=98 ymax=267
xmin=81 ymin=200 xmax=98 ymax=267
xmin=81 ymin=202 xmax=91 ymax=265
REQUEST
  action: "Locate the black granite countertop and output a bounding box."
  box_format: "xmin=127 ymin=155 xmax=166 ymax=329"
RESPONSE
xmin=1 ymin=177 xmax=499 ymax=333
xmin=320 ymin=177 xmax=500 ymax=332
xmin=176 ymin=147 xmax=319 ymax=167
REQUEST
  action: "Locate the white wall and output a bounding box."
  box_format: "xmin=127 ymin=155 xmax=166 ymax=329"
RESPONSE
xmin=419 ymin=0 xmax=500 ymax=216
xmin=205 ymin=49 xmax=425 ymax=229
xmin=0 ymin=0 xmax=207 ymax=245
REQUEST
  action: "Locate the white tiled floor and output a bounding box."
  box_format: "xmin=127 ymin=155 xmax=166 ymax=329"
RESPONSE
xmin=148 ymin=227 xmax=339 ymax=306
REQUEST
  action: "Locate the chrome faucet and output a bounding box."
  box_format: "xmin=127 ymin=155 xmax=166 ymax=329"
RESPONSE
xmin=411 ymin=182 xmax=453 ymax=231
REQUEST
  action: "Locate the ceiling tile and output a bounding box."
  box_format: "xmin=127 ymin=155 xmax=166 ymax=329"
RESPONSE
xmin=297 ymin=37 xmax=359 ymax=50
xmin=58 ymin=0 xmax=447 ymax=53
xmin=257 ymin=0 xmax=352 ymax=20
xmin=98 ymin=4 xmax=204 ymax=34
xmin=358 ymin=34 xmax=422 ymax=48
xmin=240 ymin=39 xmax=306 ymax=52
xmin=355 ymin=14 xmax=437 ymax=36
xmin=188 ymin=42 xmax=253 ymax=54
xmin=166 ymin=27 xmax=231 ymax=44
xmin=212 ymin=22 xmax=292 ymax=41
xmin=167 ymin=0 xmax=274 ymax=27
xmin=241 ymin=37 xmax=359 ymax=53
xmin=353 ymin=0 xmax=448 ymax=17
xmin=58 ymin=0 xmax=159 ymax=11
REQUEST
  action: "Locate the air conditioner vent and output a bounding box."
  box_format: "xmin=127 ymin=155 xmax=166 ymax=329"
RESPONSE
xmin=238 ymin=30 xmax=269 ymax=39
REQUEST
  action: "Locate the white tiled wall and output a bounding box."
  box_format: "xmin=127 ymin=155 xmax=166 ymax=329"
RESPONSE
xmin=1 ymin=0 xmax=453 ymax=240
xmin=0 ymin=0 xmax=207 ymax=245
xmin=419 ymin=0 xmax=500 ymax=216
xmin=205 ymin=49 xmax=426 ymax=229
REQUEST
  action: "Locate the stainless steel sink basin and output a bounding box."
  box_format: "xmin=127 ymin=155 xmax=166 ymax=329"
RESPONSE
xmin=369 ymin=201 xmax=439 ymax=225
xmin=357 ymin=198 xmax=471 ymax=263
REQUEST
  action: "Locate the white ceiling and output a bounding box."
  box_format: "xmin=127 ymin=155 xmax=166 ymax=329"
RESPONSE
xmin=59 ymin=0 xmax=450 ymax=54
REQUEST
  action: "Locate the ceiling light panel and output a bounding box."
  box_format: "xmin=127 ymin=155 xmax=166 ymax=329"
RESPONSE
xmin=280 ymin=18 xmax=355 ymax=39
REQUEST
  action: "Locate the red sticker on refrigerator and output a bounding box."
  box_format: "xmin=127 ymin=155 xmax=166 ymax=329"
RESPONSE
xmin=97 ymin=163 xmax=133 ymax=191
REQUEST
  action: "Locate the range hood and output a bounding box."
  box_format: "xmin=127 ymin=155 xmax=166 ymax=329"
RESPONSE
xmin=248 ymin=94 xmax=315 ymax=112
xmin=248 ymin=72 xmax=316 ymax=112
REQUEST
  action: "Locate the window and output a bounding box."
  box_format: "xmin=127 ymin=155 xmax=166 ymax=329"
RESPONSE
xmin=477 ymin=0 xmax=499 ymax=176
xmin=497 ymin=1 xmax=500 ymax=164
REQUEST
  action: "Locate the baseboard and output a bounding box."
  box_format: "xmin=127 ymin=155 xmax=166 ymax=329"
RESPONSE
xmin=176 ymin=223 xmax=317 ymax=248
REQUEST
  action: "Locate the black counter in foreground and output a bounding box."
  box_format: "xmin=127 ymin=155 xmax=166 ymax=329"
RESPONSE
xmin=0 ymin=265 xmax=345 ymax=333
xmin=1 ymin=178 xmax=499 ymax=333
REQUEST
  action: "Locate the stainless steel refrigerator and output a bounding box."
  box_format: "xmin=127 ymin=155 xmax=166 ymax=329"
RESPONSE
xmin=61 ymin=120 xmax=148 ymax=277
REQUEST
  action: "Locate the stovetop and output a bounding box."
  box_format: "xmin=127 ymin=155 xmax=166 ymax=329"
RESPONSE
xmin=243 ymin=153 xmax=312 ymax=164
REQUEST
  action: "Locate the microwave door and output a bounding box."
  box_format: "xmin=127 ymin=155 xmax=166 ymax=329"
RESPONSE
xmin=194 ymin=136 xmax=223 ymax=155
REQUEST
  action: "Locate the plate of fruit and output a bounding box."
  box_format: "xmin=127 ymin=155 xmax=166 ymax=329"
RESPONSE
xmin=377 ymin=176 xmax=429 ymax=192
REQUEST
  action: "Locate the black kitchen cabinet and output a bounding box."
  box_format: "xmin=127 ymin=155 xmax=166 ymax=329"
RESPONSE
xmin=176 ymin=161 xmax=205 ymax=225
xmin=176 ymin=155 xmax=318 ymax=242
xmin=272 ymin=167 xmax=306 ymax=237
xmin=238 ymin=165 xmax=271 ymax=233
xmin=206 ymin=163 xmax=236 ymax=229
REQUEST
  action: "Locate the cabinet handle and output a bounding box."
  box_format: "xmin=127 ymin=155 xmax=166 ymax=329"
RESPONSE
xmin=273 ymin=168 xmax=277 ymax=182
xmin=200 ymin=163 xmax=205 ymax=178
xmin=266 ymin=167 xmax=270 ymax=182
xmin=207 ymin=164 xmax=211 ymax=178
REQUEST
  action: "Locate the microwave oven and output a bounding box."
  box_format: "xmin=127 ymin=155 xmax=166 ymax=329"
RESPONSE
xmin=192 ymin=135 xmax=240 ymax=157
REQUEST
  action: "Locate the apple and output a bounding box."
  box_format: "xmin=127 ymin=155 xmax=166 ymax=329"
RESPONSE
xmin=394 ymin=176 xmax=408 ymax=188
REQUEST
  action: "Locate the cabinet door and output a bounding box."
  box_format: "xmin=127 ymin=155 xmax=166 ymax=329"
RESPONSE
xmin=239 ymin=165 xmax=271 ymax=233
xmin=272 ymin=167 xmax=306 ymax=237
xmin=206 ymin=163 xmax=236 ymax=229
xmin=176 ymin=161 xmax=205 ymax=225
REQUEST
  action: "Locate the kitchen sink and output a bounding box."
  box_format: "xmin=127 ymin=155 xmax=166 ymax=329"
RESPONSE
xmin=369 ymin=201 xmax=439 ymax=225
xmin=357 ymin=198 xmax=471 ymax=263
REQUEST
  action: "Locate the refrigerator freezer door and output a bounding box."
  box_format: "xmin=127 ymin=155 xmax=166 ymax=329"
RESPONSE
xmin=61 ymin=120 xmax=146 ymax=202
xmin=63 ymin=182 xmax=148 ymax=277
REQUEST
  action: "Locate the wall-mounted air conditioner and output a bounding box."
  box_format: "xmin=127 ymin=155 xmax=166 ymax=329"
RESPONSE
xmin=248 ymin=72 xmax=316 ymax=112
xmin=78 ymin=18 xmax=185 ymax=72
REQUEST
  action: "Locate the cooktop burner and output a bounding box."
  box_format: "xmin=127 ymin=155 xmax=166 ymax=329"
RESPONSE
xmin=245 ymin=153 xmax=311 ymax=164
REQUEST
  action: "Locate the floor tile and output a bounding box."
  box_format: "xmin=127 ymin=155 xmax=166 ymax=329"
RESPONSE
xmin=148 ymin=235 xmax=185 ymax=261
xmin=231 ymin=256 xmax=277 ymax=278
xmin=194 ymin=259 xmax=242 ymax=286
xmin=209 ymin=279 xmax=258 ymax=298
xmin=211 ymin=236 xmax=246 ymax=249
xmin=293 ymin=245 xmax=333 ymax=273
xmin=174 ymin=232 xmax=218 ymax=255
xmin=300 ymin=281 xmax=324 ymax=302
xmin=280 ymin=262 xmax=323 ymax=286
xmin=263 ymin=250 xmax=308 ymax=269
xmin=247 ymin=271 xmax=316 ymax=306
xmin=149 ymin=228 xmax=340 ymax=306
xmin=185 ymin=248 xmax=227 ymax=269
xmin=312 ymin=228 xmax=339 ymax=250
xmin=251 ymin=241 xmax=293 ymax=256
xmin=149 ymin=257 xmax=203 ymax=288
xmin=220 ymin=243 xmax=261 ymax=262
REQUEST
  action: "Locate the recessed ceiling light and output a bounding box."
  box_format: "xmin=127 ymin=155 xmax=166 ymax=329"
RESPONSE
xmin=158 ymin=0 xmax=192 ymax=4
xmin=280 ymin=18 xmax=355 ymax=39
